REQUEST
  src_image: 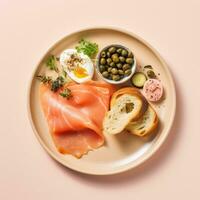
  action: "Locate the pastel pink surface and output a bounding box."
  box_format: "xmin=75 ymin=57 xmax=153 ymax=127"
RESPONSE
xmin=0 ymin=0 xmax=200 ymax=200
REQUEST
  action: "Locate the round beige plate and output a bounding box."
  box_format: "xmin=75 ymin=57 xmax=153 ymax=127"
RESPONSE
xmin=28 ymin=27 xmax=176 ymax=175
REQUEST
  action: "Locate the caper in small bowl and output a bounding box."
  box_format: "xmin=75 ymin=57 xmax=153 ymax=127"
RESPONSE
xmin=96 ymin=44 xmax=136 ymax=84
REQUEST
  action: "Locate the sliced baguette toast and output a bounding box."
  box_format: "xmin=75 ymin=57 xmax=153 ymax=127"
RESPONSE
xmin=126 ymin=105 xmax=159 ymax=137
xmin=103 ymin=87 xmax=148 ymax=135
xmin=110 ymin=87 xmax=148 ymax=120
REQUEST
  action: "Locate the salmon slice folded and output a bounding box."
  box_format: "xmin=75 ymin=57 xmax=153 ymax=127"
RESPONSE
xmin=39 ymin=81 xmax=114 ymax=158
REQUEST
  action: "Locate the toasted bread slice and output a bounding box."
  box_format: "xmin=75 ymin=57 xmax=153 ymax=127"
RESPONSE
xmin=126 ymin=105 xmax=159 ymax=137
xmin=110 ymin=87 xmax=144 ymax=107
xmin=110 ymin=87 xmax=148 ymax=120
xmin=103 ymin=88 xmax=147 ymax=135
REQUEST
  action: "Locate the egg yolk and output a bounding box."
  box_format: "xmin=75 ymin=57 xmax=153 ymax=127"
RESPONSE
xmin=73 ymin=66 xmax=88 ymax=78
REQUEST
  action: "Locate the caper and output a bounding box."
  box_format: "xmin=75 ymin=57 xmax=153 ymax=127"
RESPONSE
xmin=147 ymin=70 xmax=156 ymax=78
xmin=117 ymin=48 xmax=122 ymax=54
xmin=123 ymin=64 xmax=131 ymax=71
xmin=100 ymin=58 xmax=106 ymax=65
xmin=110 ymin=62 xmax=115 ymax=67
xmin=119 ymin=56 xmax=125 ymax=63
xmin=112 ymin=75 xmax=121 ymax=81
xmin=121 ymin=49 xmax=128 ymax=57
xmin=112 ymin=54 xmax=119 ymax=63
xmin=108 ymin=74 xmax=112 ymax=80
xmin=116 ymin=63 xmax=122 ymax=69
xmin=102 ymin=71 xmax=109 ymax=78
xmin=118 ymin=69 xmax=124 ymax=75
xmin=101 ymin=51 xmax=106 ymax=58
xmin=99 ymin=65 xmax=105 ymax=72
xmin=124 ymin=69 xmax=131 ymax=76
xmin=111 ymin=68 xmax=118 ymax=75
xmin=106 ymin=52 xmax=111 ymax=57
xmin=126 ymin=58 xmax=134 ymax=64
xmin=107 ymin=67 xmax=112 ymax=72
xmin=112 ymin=53 xmax=118 ymax=57
xmin=106 ymin=58 xmax=112 ymax=65
xmin=128 ymin=51 xmax=133 ymax=58
xmin=108 ymin=46 xmax=116 ymax=54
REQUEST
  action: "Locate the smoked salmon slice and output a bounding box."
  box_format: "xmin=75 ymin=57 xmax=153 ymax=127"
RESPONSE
xmin=39 ymin=80 xmax=114 ymax=158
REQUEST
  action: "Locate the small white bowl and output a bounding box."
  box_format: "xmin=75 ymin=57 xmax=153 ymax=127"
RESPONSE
xmin=96 ymin=44 xmax=136 ymax=84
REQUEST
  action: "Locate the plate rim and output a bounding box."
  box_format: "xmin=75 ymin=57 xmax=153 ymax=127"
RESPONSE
xmin=27 ymin=26 xmax=176 ymax=175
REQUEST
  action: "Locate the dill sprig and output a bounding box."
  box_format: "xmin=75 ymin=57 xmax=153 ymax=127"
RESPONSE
xmin=59 ymin=88 xmax=72 ymax=99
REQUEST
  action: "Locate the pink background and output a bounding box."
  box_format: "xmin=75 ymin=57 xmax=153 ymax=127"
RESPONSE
xmin=0 ymin=0 xmax=200 ymax=199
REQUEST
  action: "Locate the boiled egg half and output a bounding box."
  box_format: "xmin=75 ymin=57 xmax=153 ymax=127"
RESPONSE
xmin=60 ymin=49 xmax=94 ymax=83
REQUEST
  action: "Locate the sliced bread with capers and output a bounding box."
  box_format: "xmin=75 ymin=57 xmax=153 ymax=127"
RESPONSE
xmin=103 ymin=87 xmax=148 ymax=135
xmin=126 ymin=105 xmax=159 ymax=137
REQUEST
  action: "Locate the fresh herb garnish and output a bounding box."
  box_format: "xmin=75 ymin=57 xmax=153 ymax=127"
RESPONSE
xmin=46 ymin=55 xmax=59 ymax=72
xmin=75 ymin=39 xmax=98 ymax=58
xmin=59 ymin=88 xmax=72 ymax=99
xmin=37 ymin=75 xmax=65 ymax=92
xmin=36 ymin=75 xmax=52 ymax=83
xmin=62 ymin=69 xmax=67 ymax=78
xmin=51 ymin=76 xmax=65 ymax=92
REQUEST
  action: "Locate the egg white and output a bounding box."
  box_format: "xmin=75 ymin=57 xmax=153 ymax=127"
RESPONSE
xmin=60 ymin=49 xmax=94 ymax=83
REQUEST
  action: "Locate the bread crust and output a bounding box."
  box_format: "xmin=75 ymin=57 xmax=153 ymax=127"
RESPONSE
xmin=103 ymin=87 xmax=159 ymax=136
xmin=126 ymin=105 xmax=159 ymax=137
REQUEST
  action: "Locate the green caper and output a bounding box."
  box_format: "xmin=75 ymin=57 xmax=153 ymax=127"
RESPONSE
xmin=124 ymin=69 xmax=131 ymax=76
xmin=123 ymin=64 xmax=131 ymax=71
xmin=110 ymin=62 xmax=115 ymax=67
xmin=126 ymin=58 xmax=134 ymax=64
xmin=102 ymin=71 xmax=109 ymax=78
xmin=116 ymin=63 xmax=122 ymax=69
xmin=112 ymin=53 xmax=118 ymax=57
xmin=100 ymin=58 xmax=106 ymax=65
xmin=107 ymin=67 xmax=112 ymax=72
xmin=112 ymin=75 xmax=121 ymax=81
xmin=106 ymin=52 xmax=111 ymax=57
xmin=147 ymin=70 xmax=156 ymax=78
xmin=128 ymin=51 xmax=133 ymax=58
xmin=99 ymin=65 xmax=105 ymax=72
xmin=108 ymin=74 xmax=112 ymax=80
xmin=117 ymin=48 xmax=122 ymax=54
xmin=112 ymin=54 xmax=119 ymax=63
xmin=111 ymin=68 xmax=118 ymax=75
xmin=108 ymin=46 xmax=116 ymax=54
xmin=106 ymin=58 xmax=112 ymax=65
xmin=121 ymin=49 xmax=128 ymax=57
xmin=101 ymin=51 xmax=106 ymax=58
xmin=119 ymin=56 xmax=125 ymax=63
xmin=118 ymin=69 xmax=124 ymax=75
